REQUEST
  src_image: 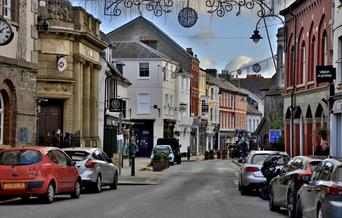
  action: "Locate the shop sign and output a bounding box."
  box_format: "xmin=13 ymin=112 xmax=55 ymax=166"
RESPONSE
xmin=202 ymin=104 xmax=208 ymax=113
xmin=109 ymin=98 xmax=122 ymax=112
xmin=316 ymin=65 xmax=336 ymax=83
xmin=57 ymin=55 xmax=67 ymax=72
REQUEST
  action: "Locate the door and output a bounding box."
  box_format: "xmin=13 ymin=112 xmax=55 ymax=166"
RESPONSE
xmin=38 ymin=100 xmax=64 ymax=146
xmin=53 ymin=150 xmax=76 ymax=192
xmin=100 ymin=150 xmax=115 ymax=184
xmin=92 ymin=149 xmax=108 ymax=183
xmin=47 ymin=151 xmax=64 ymax=192
xmin=103 ymin=124 xmax=117 ymax=158
xmin=273 ymin=158 xmax=294 ymax=204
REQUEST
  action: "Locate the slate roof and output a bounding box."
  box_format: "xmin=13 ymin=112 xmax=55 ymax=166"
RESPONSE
xmin=247 ymin=104 xmax=263 ymax=116
xmin=207 ymin=74 xmax=248 ymax=96
xmin=111 ymin=41 xmax=171 ymax=60
xmin=231 ymin=78 xmax=273 ymax=98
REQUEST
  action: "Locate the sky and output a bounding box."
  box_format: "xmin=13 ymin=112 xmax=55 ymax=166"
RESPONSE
xmin=71 ymin=0 xmax=292 ymax=78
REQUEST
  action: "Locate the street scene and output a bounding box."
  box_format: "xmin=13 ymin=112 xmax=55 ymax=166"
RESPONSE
xmin=1 ymin=0 xmax=342 ymax=218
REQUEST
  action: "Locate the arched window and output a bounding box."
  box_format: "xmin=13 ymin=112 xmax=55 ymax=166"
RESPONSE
xmin=300 ymin=41 xmax=306 ymax=84
xmin=322 ymin=31 xmax=328 ymax=65
xmin=310 ymin=36 xmax=316 ymax=81
xmin=0 ymin=93 xmax=3 ymax=145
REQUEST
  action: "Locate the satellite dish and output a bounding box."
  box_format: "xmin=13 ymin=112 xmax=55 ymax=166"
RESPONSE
xmin=237 ymin=69 xmax=242 ymax=75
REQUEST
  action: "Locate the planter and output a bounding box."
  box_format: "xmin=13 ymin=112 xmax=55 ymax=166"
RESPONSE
xmin=153 ymin=160 xmax=163 ymax=171
xmin=204 ymin=151 xmax=209 ymax=160
xmin=221 ymin=152 xmax=228 ymax=159
xmin=209 ymin=150 xmax=214 ymax=160
xmin=217 ymin=151 xmax=221 ymax=159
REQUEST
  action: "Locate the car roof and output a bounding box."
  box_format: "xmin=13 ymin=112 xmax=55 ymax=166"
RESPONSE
xmin=63 ymin=147 xmax=97 ymax=152
xmin=0 ymin=146 xmax=60 ymax=154
xmin=293 ymin=156 xmax=324 ymax=162
xmin=322 ymin=158 xmax=342 ymax=166
xmin=249 ymin=150 xmax=289 ymax=156
xmin=155 ymin=145 xmax=171 ymax=148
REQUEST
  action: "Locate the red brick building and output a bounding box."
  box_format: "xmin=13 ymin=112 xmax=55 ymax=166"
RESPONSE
xmin=189 ymin=49 xmax=200 ymax=117
xmin=281 ymin=0 xmax=333 ymax=156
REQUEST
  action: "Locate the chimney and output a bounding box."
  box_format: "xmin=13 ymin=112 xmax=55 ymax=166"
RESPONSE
xmin=220 ymin=70 xmax=231 ymax=81
xmin=246 ymin=74 xmax=264 ymax=80
xmin=186 ymin=48 xmax=193 ymax=56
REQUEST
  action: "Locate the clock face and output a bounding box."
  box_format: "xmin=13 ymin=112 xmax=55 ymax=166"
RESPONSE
xmin=0 ymin=18 xmax=14 ymax=46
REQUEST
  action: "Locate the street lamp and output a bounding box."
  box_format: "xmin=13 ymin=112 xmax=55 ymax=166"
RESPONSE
xmin=250 ymin=29 xmax=262 ymax=43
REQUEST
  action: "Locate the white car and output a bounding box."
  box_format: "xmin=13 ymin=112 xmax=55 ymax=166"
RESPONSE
xmin=150 ymin=145 xmax=175 ymax=165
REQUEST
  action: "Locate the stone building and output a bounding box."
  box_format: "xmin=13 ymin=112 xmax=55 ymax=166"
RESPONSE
xmin=0 ymin=0 xmax=38 ymax=148
xmin=36 ymin=1 xmax=107 ymax=148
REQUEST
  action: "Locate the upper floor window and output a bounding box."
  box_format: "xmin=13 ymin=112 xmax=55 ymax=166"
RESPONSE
xmin=309 ymin=37 xmax=316 ymax=82
xmin=322 ymin=31 xmax=328 ymax=65
xmin=139 ymin=63 xmax=149 ymax=78
xmin=277 ymin=46 xmax=285 ymax=86
xmin=300 ymin=41 xmax=306 ymax=84
xmin=210 ymin=108 xmax=213 ymax=121
xmin=0 ymin=93 xmax=3 ymax=145
xmin=3 ymin=0 xmax=17 ymax=22
xmin=211 ymin=87 xmax=214 ymax=100
xmin=137 ymin=92 xmax=150 ymax=114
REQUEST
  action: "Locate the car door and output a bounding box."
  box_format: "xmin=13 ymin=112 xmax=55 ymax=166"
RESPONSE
xmin=101 ymin=151 xmax=115 ymax=184
xmin=53 ymin=150 xmax=76 ymax=192
xmin=300 ymin=162 xmax=324 ymax=217
xmin=92 ymin=149 xmax=108 ymax=183
xmin=273 ymin=158 xmax=295 ymax=204
xmin=47 ymin=150 xmax=65 ymax=193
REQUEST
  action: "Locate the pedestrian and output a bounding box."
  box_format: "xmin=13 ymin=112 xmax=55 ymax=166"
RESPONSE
xmin=62 ymin=132 xmax=71 ymax=148
xmin=314 ymin=140 xmax=330 ymax=156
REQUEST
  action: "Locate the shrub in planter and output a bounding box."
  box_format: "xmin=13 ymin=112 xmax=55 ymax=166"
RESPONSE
xmin=204 ymin=151 xmax=209 ymax=160
xmin=217 ymin=150 xmax=221 ymax=159
xmin=153 ymin=153 xmax=163 ymax=171
xmin=209 ymin=150 xmax=214 ymax=159
xmin=221 ymin=148 xmax=228 ymax=160
xmin=160 ymin=153 xmax=169 ymax=168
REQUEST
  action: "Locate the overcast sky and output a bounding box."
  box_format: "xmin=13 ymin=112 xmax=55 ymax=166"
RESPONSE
xmin=71 ymin=0 xmax=292 ymax=78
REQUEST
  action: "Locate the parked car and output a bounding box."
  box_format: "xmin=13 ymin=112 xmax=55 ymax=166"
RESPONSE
xmin=63 ymin=147 xmax=118 ymax=192
xmin=0 ymin=147 xmax=81 ymax=203
xmin=268 ymin=156 xmax=322 ymax=217
xmin=150 ymin=145 xmax=175 ymax=165
xmin=156 ymin=138 xmax=181 ymax=164
xmin=238 ymin=150 xmax=289 ymax=195
xmin=295 ymin=158 xmax=342 ymax=218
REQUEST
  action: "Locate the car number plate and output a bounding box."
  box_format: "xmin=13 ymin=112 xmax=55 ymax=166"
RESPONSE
xmin=3 ymin=183 xmax=26 ymax=190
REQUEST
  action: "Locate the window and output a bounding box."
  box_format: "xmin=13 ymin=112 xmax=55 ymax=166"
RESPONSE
xmin=278 ymin=46 xmax=285 ymax=86
xmin=210 ymin=108 xmax=213 ymax=121
xmin=3 ymin=0 xmax=11 ymax=19
xmin=339 ymin=36 xmax=342 ymax=83
xmin=0 ymin=93 xmax=3 ymax=145
xmin=322 ymin=31 xmax=328 ymax=65
xmin=116 ymin=64 xmax=124 ymax=74
xmin=165 ymin=94 xmax=168 ymax=111
xmin=0 ymin=150 xmax=42 ymax=166
xmin=211 ymin=88 xmax=214 ymax=100
xmin=139 ymin=63 xmax=149 ymax=78
xmin=54 ymin=150 xmax=71 ymax=166
xmin=310 ymin=37 xmax=316 ymax=81
xmin=137 ymin=93 xmax=150 ymax=114
xmin=318 ymin=161 xmax=334 ymax=181
xmin=300 ymin=41 xmax=306 ymax=84
xmin=2 ymin=0 xmax=16 ymax=21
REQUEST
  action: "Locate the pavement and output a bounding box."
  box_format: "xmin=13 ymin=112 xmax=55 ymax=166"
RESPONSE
xmin=117 ymin=156 xmax=204 ymax=185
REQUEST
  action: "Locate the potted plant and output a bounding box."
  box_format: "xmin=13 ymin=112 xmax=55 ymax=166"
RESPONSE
xmin=204 ymin=151 xmax=209 ymax=160
xmin=217 ymin=150 xmax=221 ymax=159
xmin=153 ymin=153 xmax=163 ymax=171
xmin=160 ymin=153 xmax=169 ymax=169
xmin=221 ymin=148 xmax=228 ymax=160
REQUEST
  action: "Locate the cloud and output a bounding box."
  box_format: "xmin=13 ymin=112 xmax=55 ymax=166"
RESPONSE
xmin=191 ymin=26 xmax=215 ymax=44
xmin=200 ymin=58 xmax=216 ymax=69
xmin=224 ymin=56 xmax=254 ymax=72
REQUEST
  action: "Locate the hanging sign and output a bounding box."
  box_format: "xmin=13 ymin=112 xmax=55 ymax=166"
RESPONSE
xmin=110 ymin=98 xmax=122 ymax=112
xmin=57 ymin=56 xmax=67 ymax=72
xmin=178 ymin=7 xmax=198 ymax=28
xmin=316 ymin=65 xmax=336 ymax=83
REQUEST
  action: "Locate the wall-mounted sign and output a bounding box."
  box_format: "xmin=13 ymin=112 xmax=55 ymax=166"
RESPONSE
xmin=201 ymin=104 xmax=208 ymax=113
xmin=57 ymin=56 xmax=67 ymax=72
xmin=316 ymin=65 xmax=336 ymax=83
xmin=110 ymin=98 xmax=122 ymax=112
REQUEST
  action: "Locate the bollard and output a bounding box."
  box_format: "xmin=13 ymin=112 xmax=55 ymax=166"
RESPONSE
xmin=131 ymin=157 xmax=135 ymax=176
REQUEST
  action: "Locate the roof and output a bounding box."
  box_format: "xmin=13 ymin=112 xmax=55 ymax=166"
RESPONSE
xmin=112 ymin=41 xmax=171 ymax=60
xmin=100 ymin=31 xmax=114 ymax=46
xmin=107 ymin=16 xmax=193 ymax=59
xmin=231 ymin=78 xmax=273 ymax=98
xmin=207 ymin=74 xmax=248 ymax=96
xmin=247 ymin=104 xmax=263 ymax=116
xmin=279 ymin=0 xmax=302 ymax=16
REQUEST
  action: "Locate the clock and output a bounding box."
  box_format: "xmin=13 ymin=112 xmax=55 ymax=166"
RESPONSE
xmin=0 ymin=18 xmax=14 ymax=46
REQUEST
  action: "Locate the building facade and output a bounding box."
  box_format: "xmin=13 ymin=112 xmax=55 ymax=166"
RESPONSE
xmin=330 ymin=0 xmax=342 ymax=158
xmin=281 ymin=0 xmax=333 ymax=156
xmin=37 ymin=2 xmax=107 ymax=148
xmin=198 ymin=68 xmax=208 ymax=155
xmin=0 ymin=0 xmax=38 ymax=148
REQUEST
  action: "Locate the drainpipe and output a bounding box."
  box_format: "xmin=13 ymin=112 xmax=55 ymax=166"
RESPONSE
xmin=290 ymin=10 xmax=297 ymax=158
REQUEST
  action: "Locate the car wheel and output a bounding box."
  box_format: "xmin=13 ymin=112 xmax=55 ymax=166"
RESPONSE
xmin=71 ymin=180 xmax=81 ymax=199
xmin=269 ymin=189 xmax=280 ymax=211
xmin=94 ymin=175 xmax=102 ymax=193
xmin=110 ymin=173 xmax=118 ymax=190
xmin=295 ymin=197 xmax=303 ymax=218
xmin=317 ymin=205 xmax=325 ymax=218
xmin=41 ymin=183 xmax=54 ymax=204
xmin=287 ymin=190 xmax=296 ymax=218
xmin=20 ymin=196 xmax=30 ymax=202
xmin=240 ymin=184 xmax=248 ymax=195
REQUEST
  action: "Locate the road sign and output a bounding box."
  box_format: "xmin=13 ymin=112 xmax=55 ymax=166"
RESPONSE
xmin=269 ymin=130 xmax=281 ymax=144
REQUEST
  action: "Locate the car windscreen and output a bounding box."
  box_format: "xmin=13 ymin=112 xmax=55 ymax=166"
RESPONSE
xmin=250 ymin=154 xmax=270 ymax=164
xmin=0 ymin=150 xmax=42 ymax=166
xmin=263 ymin=154 xmax=289 ymax=165
xmin=308 ymin=161 xmax=322 ymax=172
xmin=64 ymin=150 xmax=90 ymax=161
xmin=154 ymin=147 xmax=170 ymax=154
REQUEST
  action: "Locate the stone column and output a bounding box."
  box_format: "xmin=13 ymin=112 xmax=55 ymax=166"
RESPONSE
xmin=73 ymin=58 xmax=83 ymax=136
xmin=83 ymin=62 xmax=91 ymax=140
xmin=90 ymin=65 xmax=99 ymax=138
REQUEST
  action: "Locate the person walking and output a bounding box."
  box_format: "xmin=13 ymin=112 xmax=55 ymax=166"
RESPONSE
xmin=62 ymin=132 xmax=71 ymax=148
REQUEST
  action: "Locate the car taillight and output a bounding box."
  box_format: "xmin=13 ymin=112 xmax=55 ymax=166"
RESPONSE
xmin=85 ymin=160 xmax=96 ymax=168
xmin=325 ymin=186 xmax=342 ymax=196
xmin=245 ymin=167 xmax=260 ymax=172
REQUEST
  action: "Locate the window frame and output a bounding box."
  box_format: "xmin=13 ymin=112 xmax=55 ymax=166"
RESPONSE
xmin=138 ymin=62 xmax=150 ymax=79
xmin=137 ymin=92 xmax=150 ymax=115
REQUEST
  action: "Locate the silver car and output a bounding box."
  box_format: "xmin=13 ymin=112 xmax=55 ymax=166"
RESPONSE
xmin=150 ymin=145 xmax=175 ymax=165
xmin=296 ymin=158 xmax=342 ymax=218
xmin=63 ymin=148 xmax=118 ymax=193
xmin=238 ymin=150 xmax=289 ymax=195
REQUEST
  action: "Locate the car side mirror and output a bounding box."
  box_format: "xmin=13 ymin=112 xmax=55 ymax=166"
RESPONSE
xmin=71 ymin=161 xmax=76 ymax=166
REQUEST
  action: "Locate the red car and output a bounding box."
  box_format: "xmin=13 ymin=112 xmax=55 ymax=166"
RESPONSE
xmin=0 ymin=147 xmax=81 ymax=203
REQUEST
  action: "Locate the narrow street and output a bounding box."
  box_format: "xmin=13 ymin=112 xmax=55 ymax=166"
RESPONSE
xmin=0 ymin=160 xmax=287 ymax=218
